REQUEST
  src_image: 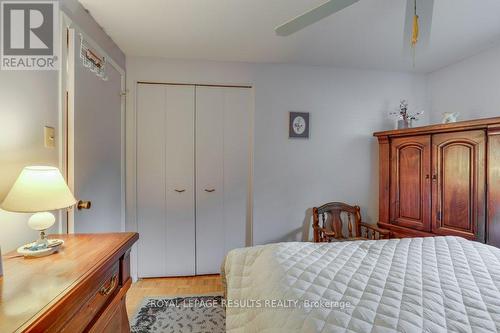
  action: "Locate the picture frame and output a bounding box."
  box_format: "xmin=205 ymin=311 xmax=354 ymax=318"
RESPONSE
xmin=289 ymin=112 xmax=310 ymax=138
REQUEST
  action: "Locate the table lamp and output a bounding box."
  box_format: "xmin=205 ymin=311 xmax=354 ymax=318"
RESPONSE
xmin=1 ymin=166 xmax=76 ymax=257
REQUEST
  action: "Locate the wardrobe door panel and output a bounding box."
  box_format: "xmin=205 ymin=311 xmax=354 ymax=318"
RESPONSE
xmin=390 ymin=135 xmax=431 ymax=231
xmin=165 ymin=85 xmax=196 ymax=276
xmin=432 ymin=130 xmax=486 ymax=241
xmin=137 ymin=84 xmax=167 ymax=277
xmin=223 ymin=88 xmax=251 ymax=252
xmin=196 ymin=87 xmax=225 ymax=275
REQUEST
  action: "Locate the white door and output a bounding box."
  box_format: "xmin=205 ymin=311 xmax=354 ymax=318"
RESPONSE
xmin=136 ymin=84 xmax=196 ymax=277
xmin=67 ymin=30 xmax=124 ymax=234
xmin=196 ymin=86 xmax=251 ymax=274
xmin=195 ymin=87 xmax=225 ymax=275
xmin=165 ymin=85 xmax=195 ymax=276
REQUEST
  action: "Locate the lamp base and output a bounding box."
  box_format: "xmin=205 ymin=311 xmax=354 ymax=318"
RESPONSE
xmin=17 ymin=239 xmax=64 ymax=258
xmin=18 ymin=212 xmax=60 ymax=258
xmin=28 ymin=212 xmax=56 ymax=248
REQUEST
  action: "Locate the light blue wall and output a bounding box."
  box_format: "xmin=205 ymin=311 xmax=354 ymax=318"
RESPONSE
xmin=0 ymin=0 xmax=125 ymax=252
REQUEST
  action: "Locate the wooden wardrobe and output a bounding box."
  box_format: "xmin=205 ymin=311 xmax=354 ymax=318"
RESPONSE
xmin=374 ymin=117 xmax=500 ymax=247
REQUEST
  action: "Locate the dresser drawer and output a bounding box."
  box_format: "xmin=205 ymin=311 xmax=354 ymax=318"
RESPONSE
xmin=53 ymin=261 xmax=121 ymax=333
xmin=61 ymin=261 xmax=120 ymax=332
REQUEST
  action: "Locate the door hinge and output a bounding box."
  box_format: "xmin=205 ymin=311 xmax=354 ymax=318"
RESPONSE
xmin=437 ymin=211 xmax=442 ymax=221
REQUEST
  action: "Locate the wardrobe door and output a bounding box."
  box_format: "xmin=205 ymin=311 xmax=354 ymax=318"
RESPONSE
xmin=196 ymin=87 xmax=224 ymax=275
xmin=390 ymin=135 xmax=431 ymax=232
xmin=137 ymin=84 xmax=167 ymax=277
xmin=432 ymin=130 xmax=486 ymax=241
xmin=165 ymin=85 xmax=196 ymax=276
xmin=196 ymin=86 xmax=251 ymax=274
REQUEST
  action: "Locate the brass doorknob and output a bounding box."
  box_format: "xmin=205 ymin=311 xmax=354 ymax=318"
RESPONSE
xmin=77 ymin=200 xmax=92 ymax=210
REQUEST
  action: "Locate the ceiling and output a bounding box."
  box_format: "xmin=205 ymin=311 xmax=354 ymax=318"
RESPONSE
xmin=79 ymin=0 xmax=500 ymax=73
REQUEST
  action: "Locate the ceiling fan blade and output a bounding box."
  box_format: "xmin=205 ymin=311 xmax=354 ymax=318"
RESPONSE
xmin=275 ymin=0 xmax=361 ymax=36
xmin=403 ymin=0 xmax=434 ymax=50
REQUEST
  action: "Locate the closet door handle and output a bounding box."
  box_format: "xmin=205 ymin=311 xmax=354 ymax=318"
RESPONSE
xmin=204 ymin=189 xmax=215 ymax=193
xmin=174 ymin=189 xmax=186 ymax=193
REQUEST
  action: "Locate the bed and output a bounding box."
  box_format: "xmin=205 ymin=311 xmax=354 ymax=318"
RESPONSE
xmin=222 ymin=236 xmax=500 ymax=332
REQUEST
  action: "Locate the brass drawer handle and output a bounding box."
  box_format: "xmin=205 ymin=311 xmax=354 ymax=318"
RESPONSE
xmin=99 ymin=275 xmax=118 ymax=296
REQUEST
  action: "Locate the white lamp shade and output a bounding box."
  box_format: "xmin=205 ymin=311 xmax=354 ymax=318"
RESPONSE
xmin=1 ymin=166 xmax=77 ymax=213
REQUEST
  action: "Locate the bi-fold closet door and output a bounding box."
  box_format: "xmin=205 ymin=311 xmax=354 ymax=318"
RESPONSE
xmin=137 ymin=83 xmax=251 ymax=277
xmin=137 ymin=84 xmax=196 ymax=277
xmin=195 ymin=86 xmax=251 ymax=275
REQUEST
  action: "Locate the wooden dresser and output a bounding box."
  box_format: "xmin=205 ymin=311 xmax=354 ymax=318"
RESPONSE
xmin=0 ymin=233 xmax=138 ymax=333
xmin=374 ymin=117 xmax=500 ymax=247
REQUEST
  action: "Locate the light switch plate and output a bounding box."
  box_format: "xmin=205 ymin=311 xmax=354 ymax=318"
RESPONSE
xmin=44 ymin=126 xmax=55 ymax=148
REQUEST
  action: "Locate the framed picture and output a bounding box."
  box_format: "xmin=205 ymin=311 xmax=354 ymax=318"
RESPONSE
xmin=289 ymin=112 xmax=309 ymax=138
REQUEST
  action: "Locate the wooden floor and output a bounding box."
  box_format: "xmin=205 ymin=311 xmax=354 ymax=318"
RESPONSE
xmin=126 ymin=275 xmax=223 ymax=318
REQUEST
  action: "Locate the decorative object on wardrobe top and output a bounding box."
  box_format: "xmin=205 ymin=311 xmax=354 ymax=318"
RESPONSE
xmin=80 ymin=34 xmax=107 ymax=81
xmin=442 ymin=112 xmax=459 ymax=124
xmin=389 ymin=100 xmax=424 ymax=129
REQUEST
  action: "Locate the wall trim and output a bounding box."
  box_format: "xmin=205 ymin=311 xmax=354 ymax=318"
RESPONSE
xmin=137 ymin=81 xmax=252 ymax=89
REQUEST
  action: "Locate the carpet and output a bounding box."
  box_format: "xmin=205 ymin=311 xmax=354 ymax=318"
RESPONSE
xmin=130 ymin=295 xmax=225 ymax=333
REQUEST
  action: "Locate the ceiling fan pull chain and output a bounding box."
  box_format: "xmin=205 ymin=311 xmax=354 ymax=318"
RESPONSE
xmin=412 ymin=0 xmax=419 ymax=47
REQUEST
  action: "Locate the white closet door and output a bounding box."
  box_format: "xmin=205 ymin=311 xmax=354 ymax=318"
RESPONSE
xmin=137 ymin=84 xmax=195 ymax=277
xmin=137 ymin=84 xmax=166 ymax=277
xmin=165 ymin=85 xmax=196 ymax=276
xmin=196 ymin=87 xmax=225 ymax=275
xmin=196 ymin=86 xmax=251 ymax=274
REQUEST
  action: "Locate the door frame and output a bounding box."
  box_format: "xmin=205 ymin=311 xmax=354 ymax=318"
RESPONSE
xmin=130 ymin=81 xmax=255 ymax=279
xmin=59 ymin=12 xmax=126 ymax=234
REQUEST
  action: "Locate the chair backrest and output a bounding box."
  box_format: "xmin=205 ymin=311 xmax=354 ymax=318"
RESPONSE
xmin=312 ymin=202 xmax=362 ymax=242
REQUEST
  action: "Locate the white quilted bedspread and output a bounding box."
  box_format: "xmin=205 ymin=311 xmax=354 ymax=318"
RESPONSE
xmin=223 ymin=237 xmax=500 ymax=333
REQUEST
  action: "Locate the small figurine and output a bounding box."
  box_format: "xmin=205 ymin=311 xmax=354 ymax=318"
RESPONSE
xmin=442 ymin=112 xmax=459 ymax=124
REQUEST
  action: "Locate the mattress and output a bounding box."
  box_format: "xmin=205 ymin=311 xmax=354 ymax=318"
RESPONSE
xmin=222 ymin=237 xmax=500 ymax=332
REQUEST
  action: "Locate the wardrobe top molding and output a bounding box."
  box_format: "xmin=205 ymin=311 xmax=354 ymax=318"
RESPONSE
xmin=373 ymin=116 xmax=500 ymax=139
xmin=137 ymin=81 xmax=252 ymax=89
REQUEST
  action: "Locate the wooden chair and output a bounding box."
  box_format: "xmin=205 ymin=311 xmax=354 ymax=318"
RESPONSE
xmin=312 ymin=202 xmax=391 ymax=242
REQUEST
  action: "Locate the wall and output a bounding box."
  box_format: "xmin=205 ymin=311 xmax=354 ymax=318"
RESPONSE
xmin=252 ymin=65 xmax=428 ymax=244
xmin=126 ymin=57 xmax=429 ymax=251
xmin=0 ymin=71 xmax=59 ymax=252
xmin=429 ymin=42 xmax=500 ymax=123
xmin=0 ymin=0 xmax=125 ymax=253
